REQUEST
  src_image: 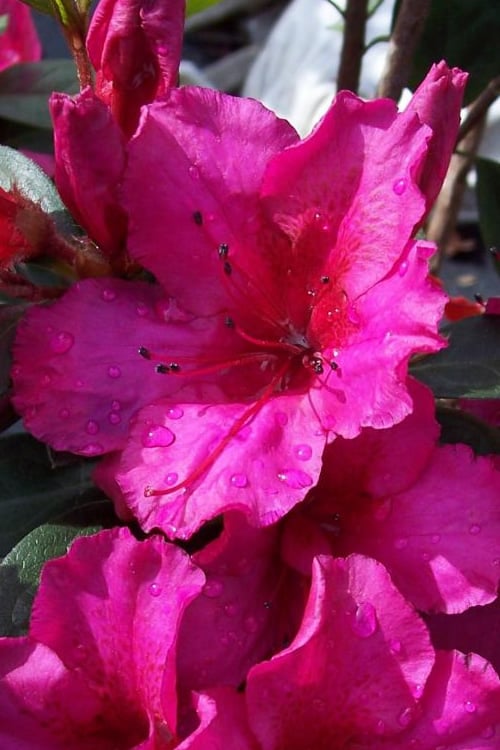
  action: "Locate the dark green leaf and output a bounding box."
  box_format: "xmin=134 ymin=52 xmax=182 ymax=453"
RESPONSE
xmin=394 ymin=0 xmax=500 ymax=104
xmin=14 ymin=260 xmax=71 ymax=288
xmin=0 ymin=60 xmax=78 ymax=129
xmin=437 ymin=404 xmax=500 ymax=455
xmin=411 ymin=315 xmax=500 ymax=398
xmin=18 ymin=0 xmax=55 ymax=15
xmin=0 ymin=432 xmax=101 ymax=556
xmin=477 ymin=157 xmax=500 ymax=274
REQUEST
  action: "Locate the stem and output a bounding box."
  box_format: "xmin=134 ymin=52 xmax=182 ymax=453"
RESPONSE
xmin=337 ymin=0 xmax=370 ymax=93
xmin=63 ymin=26 xmax=93 ymax=90
xmin=377 ymin=0 xmax=431 ymax=100
xmin=456 ymin=76 xmax=500 ymax=144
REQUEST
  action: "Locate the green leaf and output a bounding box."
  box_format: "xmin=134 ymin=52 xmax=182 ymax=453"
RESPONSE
xmin=18 ymin=0 xmax=55 ymax=15
xmin=0 ymin=432 xmax=103 ymax=556
xmin=186 ymin=0 xmax=222 ymax=16
xmin=0 ymin=14 xmax=8 ymax=34
xmin=0 ymin=515 xmax=110 ymax=637
xmin=476 ymin=157 xmax=500 ymax=274
xmin=394 ymin=0 xmax=500 ymax=104
xmin=437 ymin=404 xmax=500 ymax=455
xmin=411 ymin=315 xmax=500 ymax=399
xmin=0 ymin=60 xmax=78 ymax=129
xmin=14 ymin=260 xmax=71 ymax=289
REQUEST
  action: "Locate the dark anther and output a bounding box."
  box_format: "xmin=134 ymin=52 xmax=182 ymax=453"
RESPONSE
xmin=474 ymin=293 xmax=485 ymax=305
xmin=223 ymin=261 xmax=232 ymax=275
xmin=155 ymin=364 xmax=170 ymax=374
xmin=489 ymin=246 xmax=499 ymax=258
xmin=218 ymin=243 xmax=229 ymax=258
xmin=138 ymin=346 xmax=151 ymax=360
xmin=330 ymin=361 xmax=339 ymax=371
xmin=225 ymin=316 xmax=235 ymax=328
xmin=169 ymin=362 xmax=181 ymax=373
xmin=312 ymin=358 xmax=324 ymax=374
xmin=320 ymin=275 xmax=330 ymax=284
xmin=193 ymin=211 xmax=203 ymax=226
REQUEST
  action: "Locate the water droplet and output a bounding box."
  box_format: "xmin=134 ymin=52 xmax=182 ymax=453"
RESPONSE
xmin=413 ymin=684 xmax=424 ymax=699
xmin=107 ymin=365 xmax=121 ymax=379
xmin=275 ymin=411 xmax=288 ymax=426
xmin=167 ymin=406 xmax=184 ymax=420
xmin=50 ymin=331 xmax=74 ymax=354
xmin=375 ymin=719 xmax=386 ymax=736
xmin=372 ymin=499 xmax=392 ymax=521
xmin=101 ymin=288 xmax=116 ymax=302
xmin=142 ymin=425 xmax=175 ymax=448
xmin=398 ymin=260 xmax=409 ymax=277
xmin=80 ymin=443 xmax=104 ymax=456
xmin=493 ymin=558 xmax=500 ymax=567
xmin=224 ymin=603 xmax=238 ymax=617
xmin=75 ymin=379 xmax=85 ymax=388
xmin=111 ymin=400 xmax=121 ymax=411
xmin=59 ymin=408 xmax=70 ymax=419
xmin=422 ymin=552 xmax=430 ymax=562
xmin=347 ymin=304 xmax=360 ymax=325
xmin=431 ymin=534 xmax=441 ymax=544
xmin=293 ymin=444 xmax=313 ymax=461
xmin=203 ymin=579 xmax=224 ymax=598
xmin=188 ymin=165 xmax=200 ymax=179
xmin=351 ymin=601 xmax=377 ymax=638
xmin=149 ymin=582 xmax=162 ymax=597
xmin=394 ymin=537 xmax=408 ymax=550
xmin=244 ymin=615 xmax=259 ymax=633
xmin=165 ymin=472 xmax=178 ymax=486
xmin=480 ymin=726 xmax=496 ymax=739
xmin=469 ymin=523 xmax=481 ymax=535
xmin=41 ymin=374 xmax=52 ymax=385
xmin=393 ymin=178 xmax=407 ymax=196
xmin=464 ymin=700 xmax=476 ymax=713
xmin=86 ymin=420 xmax=99 ymax=435
xmin=230 ymin=473 xmax=248 ymax=488
xmin=389 ymin=639 xmax=402 ymax=655
xmin=397 ymin=707 xmax=414 ymax=727
xmin=136 ymin=302 xmax=148 ymax=317
xmin=277 ymin=469 xmax=313 ymax=489
xmin=108 ymin=412 xmax=121 ymax=425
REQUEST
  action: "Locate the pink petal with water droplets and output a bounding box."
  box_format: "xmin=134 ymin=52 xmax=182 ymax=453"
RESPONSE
xmin=309 ymin=240 xmax=446 ymax=440
xmin=125 ymin=87 xmax=298 ymax=315
xmin=177 ymin=689 xmax=258 ymax=750
xmin=50 ymin=90 xmax=127 ymax=257
xmin=87 ymin=0 xmax=185 ymax=136
xmin=177 ymin=513 xmax=305 ymax=693
xmin=0 ymin=1 xmax=41 ymax=72
xmin=113 ymin=391 xmax=325 ymax=538
xmin=0 ymin=528 xmax=205 ymax=747
xmin=246 ymin=554 xmax=435 ymax=749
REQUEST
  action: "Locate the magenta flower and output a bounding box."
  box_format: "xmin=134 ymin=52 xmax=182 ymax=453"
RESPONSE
xmin=0 ymin=0 xmax=41 ymax=73
xmin=13 ymin=64 xmax=465 ymax=538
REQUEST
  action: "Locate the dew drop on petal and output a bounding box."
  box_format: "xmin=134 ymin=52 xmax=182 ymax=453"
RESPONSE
xmin=136 ymin=302 xmax=148 ymax=317
xmin=397 ymin=707 xmax=414 ymax=728
xmin=277 ymin=469 xmax=313 ymax=489
xmin=389 ymin=639 xmax=402 ymax=655
xmin=165 ymin=472 xmax=178 ymax=486
xmin=393 ymin=178 xmax=407 ymax=196
xmin=142 ymin=425 xmax=175 ymax=448
xmin=347 ymin=304 xmax=360 ymax=325
xmin=469 ymin=523 xmax=481 ymax=535
xmin=275 ymin=411 xmax=288 ymax=427
xmin=86 ymin=420 xmax=100 ymax=435
xmin=294 ymin=444 xmax=313 ymax=461
xmin=108 ymin=412 xmax=121 ymax=425
xmin=203 ymin=579 xmax=224 ymax=598
xmin=464 ymin=700 xmax=476 ymax=713
xmin=107 ymin=365 xmax=121 ymax=379
xmin=480 ymin=726 xmax=496 ymax=739
xmin=431 ymin=534 xmax=441 ymax=544
xmin=167 ymin=406 xmax=184 ymax=420
xmin=188 ymin=165 xmax=200 ymax=179
xmin=149 ymin=582 xmax=162 ymax=597
xmin=111 ymin=400 xmax=121 ymax=411
xmin=50 ymin=331 xmax=74 ymax=354
xmin=244 ymin=615 xmax=259 ymax=633
xmin=413 ymin=684 xmax=424 ymax=699
xmin=375 ymin=720 xmax=386 ymax=736
xmin=230 ymin=473 xmax=248 ymax=488
xmin=59 ymin=408 xmax=70 ymax=419
xmin=351 ymin=601 xmax=378 ymax=638
xmin=80 ymin=443 xmax=104 ymax=456
xmin=101 ymin=288 xmax=116 ymax=301
xmin=398 ymin=260 xmax=409 ymax=277
xmin=224 ymin=603 xmax=238 ymax=617
xmin=394 ymin=537 xmax=408 ymax=550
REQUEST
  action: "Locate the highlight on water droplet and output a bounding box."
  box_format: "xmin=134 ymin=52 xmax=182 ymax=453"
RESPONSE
xmin=464 ymin=700 xmax=476 ymax=713
xmin=469 ymin=523 xmax=481 ymax=535
xmin=107 ymin=365 xmax=121 ymax=379
xmin=393 ymin=178 xmax=407 ymax=196
xmin=230 ymin=473 xmax=248 ymax=488
xmin=80 ymin=443 xmax=104 ymax=456
xmin=85 ymin=419 xmax=99 ymax=435
xmin=165 ymin=472 xmax=178 ymax=486
xmin=398 ymin=259 xmax=409 ymax=277
xmin=397 ymin=706 xmax=414 ymax=727
xmin=59 ymin=408 xmax=70 ymax=419
xmin=149 ymin=582 xmax=162 ymax=597
xmin=431 ymin=534 xmax=441 ymax=544
xmin=351 ymin=601 xmax=378 ymax=638
xmin=101 ymin=288 xmax=116 ymax=301
xmin=394 ymin=537 xmax=408 ymax=550
xmin=167 ymin=406 xmax=184 ymax=420
xmin=293 ymin=444 xmax=313 ymax=461
xmin=50 ymin=331 xmax=74 ymax=354
xmin=277 ymin=469 xmax=313 ymax=489
xmin=142 ymin=424 xmax=175 ymax=448
xmin=108 ymin=412 xmax=121 ymax=425
xmin=136 ymin=302 xmax=148 ymax=317
xmin=389 ymin=638 xmax=402 ymax=655
xmin=111 ymin=400 xmax=121 ymax=411
xmin=202 ymin=579 xmax=224 ymax=598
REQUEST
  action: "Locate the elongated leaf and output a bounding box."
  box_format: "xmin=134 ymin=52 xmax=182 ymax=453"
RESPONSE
xmin=0 ymin=60 xmax=78 ymax=129
xmin=411 ymin=315 xmax=500 ymax=398
xmin=0 ymin=432 xmax=101 ymax=556
xmin=186 ymin=0 xmax=222 ymax=16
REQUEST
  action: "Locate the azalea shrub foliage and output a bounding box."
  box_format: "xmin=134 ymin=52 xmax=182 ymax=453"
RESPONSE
xmin=0 ymin=0 xmax=500 ymax=747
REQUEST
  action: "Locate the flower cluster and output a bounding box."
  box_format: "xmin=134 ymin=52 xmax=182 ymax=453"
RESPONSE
xmin=1 ymin=0 xmax=499 ymax=747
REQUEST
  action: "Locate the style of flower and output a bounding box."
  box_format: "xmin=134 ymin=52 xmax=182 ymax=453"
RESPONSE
xmin=1 ymin=527 xmax=499 ymax=749
xmin=0 ymin=0 xmax=41 ymax=73
xmin=13 ymin=63 xmax=466 ymax=539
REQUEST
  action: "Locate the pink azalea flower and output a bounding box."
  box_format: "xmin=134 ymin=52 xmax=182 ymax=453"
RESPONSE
xmin=0 ymin=0 xmax=41 ymax=73
xmin=282 ymin=379 xmax=500 ymax=614
xmin=13 ymin=64 xmax=466 ymax=538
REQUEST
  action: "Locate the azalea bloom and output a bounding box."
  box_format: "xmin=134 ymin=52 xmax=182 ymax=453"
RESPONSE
xmin=0 ymin=0 xmax=41 ymax=73
xmin=13 ymin=63 xmax=466 ymax=538
xmin=1 ymin=528 xmax=499 ymax=749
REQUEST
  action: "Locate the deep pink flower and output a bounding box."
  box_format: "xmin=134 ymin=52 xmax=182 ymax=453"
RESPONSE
xmin=13 ymin=64 xmax=465 ymax=538
xmin=0 ymin=0 xmax=41 ymax=73
xmin=283 ymin=379 xmax=500 ymax=614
